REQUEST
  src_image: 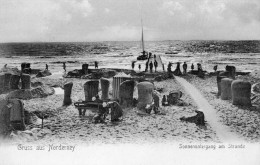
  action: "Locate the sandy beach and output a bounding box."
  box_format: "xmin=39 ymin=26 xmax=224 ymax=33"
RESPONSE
xmin=2 ymin=73 xmax=222 ymax=145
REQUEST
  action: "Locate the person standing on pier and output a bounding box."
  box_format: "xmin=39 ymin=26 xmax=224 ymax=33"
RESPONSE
xmin=154 ymin=60 xmax=158 ymax=72
xmin=145 ymin=61 xmax=148 ymax=72
xmin=149 ymin=52 xmax=152 ymax=59
xmin=149 ymin=62 xmax=153 ymax=73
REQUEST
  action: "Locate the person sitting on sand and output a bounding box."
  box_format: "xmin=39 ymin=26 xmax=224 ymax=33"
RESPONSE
xmin=138 ymin=64 xmax=141 ymax=71
xmin=154 ymin=60 xmax=158 ymax=72
xmin=95 ymin=61 xmax=98 ymax=69
xmin=109 ymin=101 xmax=123 ymax=122
xmin=63 ymin=62 xmax=66 ymax=72
xmin=149 ymin=62 xmax=153 ymax=73
xmin=183 ymin=62 xmax=187 ymax=74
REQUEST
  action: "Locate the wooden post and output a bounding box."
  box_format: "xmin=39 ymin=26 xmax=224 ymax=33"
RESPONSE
xmin=63 ymin=82 xmax=73 ymax=106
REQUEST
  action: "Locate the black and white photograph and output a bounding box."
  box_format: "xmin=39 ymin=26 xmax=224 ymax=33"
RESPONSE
xmin=0 ymin=0 xmax=260 ymax=165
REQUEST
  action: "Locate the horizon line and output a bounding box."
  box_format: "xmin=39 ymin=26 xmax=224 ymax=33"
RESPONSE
xmin=1 ymin=39 xmax=260 ymax=44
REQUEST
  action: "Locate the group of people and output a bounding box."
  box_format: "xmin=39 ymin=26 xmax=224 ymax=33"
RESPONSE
xmin=132 ymin=53 xmax=160 ymax=73
xmin=167 ymin=62 xmax=205 ymax=75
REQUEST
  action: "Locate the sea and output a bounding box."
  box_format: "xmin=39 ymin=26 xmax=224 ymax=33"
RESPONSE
xmin=0 ymin=40 xmax=260 ymax=75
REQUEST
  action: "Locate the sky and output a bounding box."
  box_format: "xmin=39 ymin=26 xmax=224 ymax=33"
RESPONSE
xmin=0 ymin=0 xmax=260 ymax=42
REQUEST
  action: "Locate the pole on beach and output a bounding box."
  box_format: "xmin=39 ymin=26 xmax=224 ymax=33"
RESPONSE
xmin=63 ymin=82 xmax=73 ymax=106
xmin=100 ymin=78 xmax=110 ymax=100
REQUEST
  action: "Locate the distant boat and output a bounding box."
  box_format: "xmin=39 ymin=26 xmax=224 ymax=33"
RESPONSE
xmin=137 ymin=19 xmax=148 ymax=61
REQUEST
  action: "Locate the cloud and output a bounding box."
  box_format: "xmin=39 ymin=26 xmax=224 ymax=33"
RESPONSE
xmin=0 ymin=0 xmax=260 ymax=42
xmin=161 ymin=1 xmax=184 ymax=16
xmin=156 ymin=0 xmax=260 ymax=40
xmin=85 ymin=24 xmax=140 ymax=41
xmin=0 ymin=0 xmax=94 ymax=42
xmin=104 ymin=8 xmax=110 ymax=13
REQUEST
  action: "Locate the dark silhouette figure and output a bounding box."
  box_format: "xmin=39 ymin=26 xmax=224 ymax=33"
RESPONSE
xmin=149 ymin=52 xmax=152 ymax=59
xmin=131 ymin=61 xmax=135 ymax=70
xmin=4 ymin=64 xmax=7 ymax=68
xmin=138 ymin=64 xmax=141 ymax=71
xmin=213 ymin=65 xmax=218 ymax=72
xmin=145 ymin=61 xmax=149 ymax=72
xmin=94 ymin=61 xmax=98 ymax=69
xmin=45 ymin=64 xmax=48 ymax=70
xmin=162 ymin=95 xmax=167 ymax=106
xmin=149 ymin=62 xmax=153 ymax=73
xmin=167 ymin=62 xmax=172 ymax=72
xmin=154 ymin=60 xmax=158 ymax=72
xmin=180 ymin=110 xmax=205 ymax=126
xmin=191 ymin=63 xmax=194 ymax=71
xmin=63 ymin=62 xmax=66 ymax=72
xmin=174 ymin=62 xmax=182 ymax=76
xmin=197 ymin=63 xmax=204 ymax=78
xmin=154 ymin=54 xmax=156 ymax=59
xmin=197 ymin=63 xmax=202 ymax=71
xmin=183 ymin=62 xmax=187 ymax=74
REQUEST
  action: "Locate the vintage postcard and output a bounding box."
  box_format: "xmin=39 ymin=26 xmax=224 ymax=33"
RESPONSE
xmin=0 ymin=0 xmax=260 ymax=164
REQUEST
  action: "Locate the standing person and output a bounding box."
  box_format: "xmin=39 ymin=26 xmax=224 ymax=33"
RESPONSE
xmin=154 ymin=60 xmax=158 ymax=72
xmin=183 ymin=62 xmax=187 ymax=74
xmin=149 ymin=62 xmax=153 ymax=73
xmin=145 ymin=61 xmax=148 ymax=72
xmin=213 ymin=65 xmax=218 ymax=72
xmin=45 ymin=64 xmax=48 ymax=71
xmin=154 ymin=54 xmax=156 ymax=59
xmin=131 ymin=61 xmax=135 ymax=70
xmin=175 ymin=62 xmax=182 ymax=75
xmin=167 ymin=62 xmax=172 ymax=72
xmin=94 ymin=61 xmax=98 ymax=69
xmin=138 ymin=64 xmax=141 ymax=71
xmin=63 ymin=62 xmax=66 ymax=72
xmin=191 ymin=63 xmax=194 ymax=71
xmin=148 ymin=52 xmax=152 ymax=59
